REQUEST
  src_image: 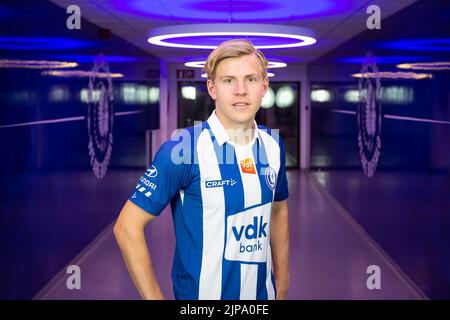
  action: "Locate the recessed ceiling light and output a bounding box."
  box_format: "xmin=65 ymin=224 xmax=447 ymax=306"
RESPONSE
xmin=148 ymin=24 xmax=316 ymax=49
xmin=41 ymin=70 xmax=124 ymax=78
xmin=351 ymin=72 xmax=432 ymax=80
xmin=397 ymin=62 xmax=450 ymax=70
xmin=0 ymin=59 xmax=77 ymax=69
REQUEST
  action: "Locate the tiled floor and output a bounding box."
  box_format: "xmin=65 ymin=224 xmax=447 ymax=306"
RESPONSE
xmin=36 ymin=170 xmax=426 ymax=300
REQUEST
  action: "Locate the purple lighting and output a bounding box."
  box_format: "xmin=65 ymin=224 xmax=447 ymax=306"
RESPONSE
xmin=376 ymin=38 xmax=450 ymax=52
xmin=112 ymin=0 xmax=351 ymax=22
xmin=188 ymin=0 xmax=280 ymax=13
xmin=0 ymin=36 xmax=94 ymax=50
xmin=339 ymin=56 xmax=428 ymax=65
xmin=47 ymin=55 xmax=141 ymax=64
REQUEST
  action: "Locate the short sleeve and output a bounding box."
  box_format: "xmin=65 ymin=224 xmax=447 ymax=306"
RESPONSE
xmin=128 ymin=140 xmax=192 ymax=216
xmin=274 ymin=138 xmax=289 ymax=202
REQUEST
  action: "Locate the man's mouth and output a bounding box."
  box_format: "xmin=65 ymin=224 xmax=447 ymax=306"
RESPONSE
xmin=232 ymin=102 xmax=250 ymax=107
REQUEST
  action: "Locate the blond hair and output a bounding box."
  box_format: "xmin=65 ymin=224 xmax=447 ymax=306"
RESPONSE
xmin=203 ymin=39 xmax=268 ymax=81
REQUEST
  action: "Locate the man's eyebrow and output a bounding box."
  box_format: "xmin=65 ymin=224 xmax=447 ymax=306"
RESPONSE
xmin=219 ymin=74 xmax=259 ymax=79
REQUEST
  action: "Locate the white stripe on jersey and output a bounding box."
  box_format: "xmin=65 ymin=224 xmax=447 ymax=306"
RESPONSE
xmin=198 ymin=129 xmax=225 ymax=300
xmin=266 ymin=244 xmax=275 ymax=300
xmin=233 ymin=145 xmax=262 ymax=208
xmin=240 ymin=264 xmax=258 ymax=300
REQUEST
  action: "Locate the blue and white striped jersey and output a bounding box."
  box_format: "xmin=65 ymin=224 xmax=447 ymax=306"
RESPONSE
xmin=129 ymin=110 xmax=289 ymax=300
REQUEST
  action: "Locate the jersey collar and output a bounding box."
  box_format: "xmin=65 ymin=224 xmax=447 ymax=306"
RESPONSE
xmin=207 ymin=110 xmax=259 ymax=147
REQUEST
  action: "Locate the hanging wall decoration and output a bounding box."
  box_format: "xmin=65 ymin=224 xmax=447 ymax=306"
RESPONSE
xmin=357 ymin=52 xmax=382 ymax=178
xmin=87 ymin=53 xmax=114 ymax=179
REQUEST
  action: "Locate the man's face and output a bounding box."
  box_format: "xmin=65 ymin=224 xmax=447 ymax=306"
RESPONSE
xmin=207 ymin=54 xmax=268 ymax=128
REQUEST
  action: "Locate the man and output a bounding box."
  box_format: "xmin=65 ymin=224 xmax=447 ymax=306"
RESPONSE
xmin=113 ymin=39 xmax=289 ymax=300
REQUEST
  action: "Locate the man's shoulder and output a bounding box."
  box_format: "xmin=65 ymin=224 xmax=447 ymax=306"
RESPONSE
xmin=257 ymin=125 xmax=284 ymax=147
xmin=156 ymin=122 xmax=209 ymax=157
xmin=170 ymin=122 xmax=210 ymax=143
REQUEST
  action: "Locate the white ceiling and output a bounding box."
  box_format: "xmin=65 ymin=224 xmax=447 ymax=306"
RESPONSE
xmin=49 ymin=0 xmax=418 ymax=64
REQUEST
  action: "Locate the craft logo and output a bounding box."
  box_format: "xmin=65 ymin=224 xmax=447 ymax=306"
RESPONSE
xmin=239 ymin=158 xmax=256 ymax=174
xmin=205 ymin=179 xmax=237 ymax=188
xmin=358 ymin=52 xmax=382 ymax=178
xmin=87 ymin=53 xmax=114 ymax=179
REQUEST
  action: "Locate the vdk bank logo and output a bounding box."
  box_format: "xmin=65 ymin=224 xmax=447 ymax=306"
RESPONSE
xmin=225 ymin=203 xmax=272 ymax=263
xmin=232 ymin=216 xmax=268 ymax=253
xmin=87 ymin=53 xmax=114 ymax=179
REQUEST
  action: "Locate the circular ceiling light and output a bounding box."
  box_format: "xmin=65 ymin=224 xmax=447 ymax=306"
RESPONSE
xmin=185 ymin=60 xmax=287 ymax=68
xmin=201 ymin=72 xmax=274 ymax=78
xmin=148 ymin=24 xmax=316 ymax=49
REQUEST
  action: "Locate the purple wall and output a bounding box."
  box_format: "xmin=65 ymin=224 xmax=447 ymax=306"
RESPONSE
xmin=308 ymin=0 xmax=450 ymax=299
xmin=0 ymin=1 xmax=160 ymax=299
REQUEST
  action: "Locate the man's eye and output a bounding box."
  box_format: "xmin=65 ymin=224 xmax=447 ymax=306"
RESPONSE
xmin=224 ymin=79 xmax=232 ymax=84
xmin=248 ymin=77 xmax=257 ymax=82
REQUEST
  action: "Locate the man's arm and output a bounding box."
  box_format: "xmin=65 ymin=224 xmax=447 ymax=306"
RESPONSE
xmin=113 ymin=200 xmax=164 ymax=300
xmin=270 ymin=199 xmax=289 ymax=300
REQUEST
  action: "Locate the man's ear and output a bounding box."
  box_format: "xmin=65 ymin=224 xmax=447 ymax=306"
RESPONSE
xmin=262 ymin=76 xmax=269 ymax=96
xmin=207 ymin=79 xmax=217 ymax=100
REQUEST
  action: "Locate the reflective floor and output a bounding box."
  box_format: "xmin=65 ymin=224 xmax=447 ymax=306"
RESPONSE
xmin=36 ymin=170 xmax=426 ymax=300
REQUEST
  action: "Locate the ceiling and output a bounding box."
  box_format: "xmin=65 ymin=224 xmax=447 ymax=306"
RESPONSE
xmin=49 ymin=0 xmax=419 ymax=64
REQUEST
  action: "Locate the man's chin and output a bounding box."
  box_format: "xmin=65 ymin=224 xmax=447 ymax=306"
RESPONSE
xmin=231 ymin=114 xmax=256 ymax=126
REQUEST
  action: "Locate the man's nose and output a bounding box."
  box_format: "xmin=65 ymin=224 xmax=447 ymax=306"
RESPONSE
xmin=233 ymin=80 xmax=248 ymax=95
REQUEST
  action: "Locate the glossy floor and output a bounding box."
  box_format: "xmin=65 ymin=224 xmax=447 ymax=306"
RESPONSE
xmin=36 ymin=170 xmax=426 ymax=300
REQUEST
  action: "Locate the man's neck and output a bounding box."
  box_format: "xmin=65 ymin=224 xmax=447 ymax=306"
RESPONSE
xmin=215 ymin=110 xmax=255 ymax=146
xmin=227 ymin=127 xmax=255 ymax=146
